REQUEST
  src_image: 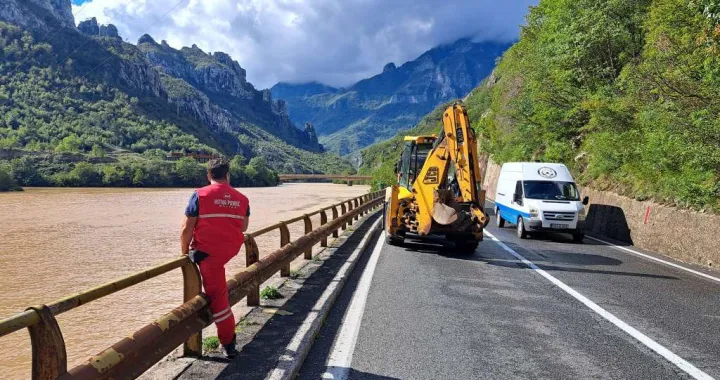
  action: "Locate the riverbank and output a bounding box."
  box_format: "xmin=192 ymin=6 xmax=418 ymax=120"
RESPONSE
xmin=0 ymin=154 xmax=279 ymax=189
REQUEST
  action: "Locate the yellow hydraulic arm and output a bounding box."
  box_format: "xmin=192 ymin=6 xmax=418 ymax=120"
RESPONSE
xmin=412 ymin=103 xmax=486 ymax=236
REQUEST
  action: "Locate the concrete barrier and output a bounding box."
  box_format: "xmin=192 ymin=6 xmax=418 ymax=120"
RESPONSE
xmin=479 ymin=159 xmax=719 ymax=270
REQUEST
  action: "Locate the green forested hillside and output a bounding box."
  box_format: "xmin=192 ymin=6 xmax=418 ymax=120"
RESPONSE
xmin=361 ymin=0 xmax=720 ymax=211
xmin=0 ymin=20 xmax=353 ymax=188
xmin=0 ymin=23 xmax=214 ymax=154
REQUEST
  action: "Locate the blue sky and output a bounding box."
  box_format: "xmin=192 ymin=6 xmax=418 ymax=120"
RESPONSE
xmin=71 ymin=0 xmax=536 ymax=88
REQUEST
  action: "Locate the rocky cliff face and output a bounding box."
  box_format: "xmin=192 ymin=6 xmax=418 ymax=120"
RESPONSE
xmin=0 ymin=0 xmax=344 ymax=173
xmin=0 ymin=1 xmax=164 ymax=100
xmin=179 ymin=45 xmax=253 ymax=99
xmin=138 ymin=36 xmax=323 ymax=152
xmin=271 ymin=39 xmax=510 ymax=154
xmin=78 ymin=17 xmax=121 ymax=39
xmin=0 ymin=0 xmax=74 ymax=32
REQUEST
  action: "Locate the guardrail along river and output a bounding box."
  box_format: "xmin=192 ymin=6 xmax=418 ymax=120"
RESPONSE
xmin=0 ymin=183 xmax=370 ymax=379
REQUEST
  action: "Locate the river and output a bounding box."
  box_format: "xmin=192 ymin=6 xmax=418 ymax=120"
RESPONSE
xmin=0 ymin=183 xmax=370 ymax=379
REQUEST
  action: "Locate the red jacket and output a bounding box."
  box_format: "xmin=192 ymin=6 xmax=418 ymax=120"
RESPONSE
xmin=191 ymin=182 xmax=249 ymax=259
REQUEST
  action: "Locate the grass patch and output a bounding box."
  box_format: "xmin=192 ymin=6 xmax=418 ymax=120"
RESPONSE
xmin=203 ymin=336 xmax=220 ymax=351
xmin=289 ymin=269 xmax=300 ymax=278
xmin=234 ymin=318 xmax=258 ymax=333
xmin=311 ymin=255 xmax=323 ymax=262
xmin=238 ymin=318 xmax=259 ymax=327
xmin=260 ymin=285 xmax=283 ymax=300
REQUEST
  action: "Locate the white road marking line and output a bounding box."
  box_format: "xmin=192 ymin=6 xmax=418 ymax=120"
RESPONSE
xmin=266 ymin=219 xmax=381 ymax=380
xmin=322 ymin=232 xmax=385 ymax=380
xmin=484 ymin=230 xmax=715 ymax=380
xmin=586 ymin=236 xmax=720 ymax=285
xmin=487 ymin=198 xmax=720 ymax=285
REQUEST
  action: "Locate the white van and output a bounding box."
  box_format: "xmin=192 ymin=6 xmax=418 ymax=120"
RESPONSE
xmin=494 ymin=162 xmax=588 ymax=242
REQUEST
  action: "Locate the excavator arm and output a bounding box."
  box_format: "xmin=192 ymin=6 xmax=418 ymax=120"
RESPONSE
xmin=413 ymin=103 xmax=487 ymax=236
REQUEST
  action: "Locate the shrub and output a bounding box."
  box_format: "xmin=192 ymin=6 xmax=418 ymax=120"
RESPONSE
xmin=260 ymin=286 xmax=283 ymax=300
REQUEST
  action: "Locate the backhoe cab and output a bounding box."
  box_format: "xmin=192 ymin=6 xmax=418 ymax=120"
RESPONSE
xmin=383 ymin=103 xmax=488 ymax=253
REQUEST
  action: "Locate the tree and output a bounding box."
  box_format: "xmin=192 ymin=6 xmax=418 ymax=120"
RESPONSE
xmin=10 ymin=156 xmax=46 ymax=186
xmin=90 ymin=144 xmax=105 ymax=158
xmin=55 ymin=134 xmax=83 ymax=152
xmin=175 ymin=157 xmax=204 ymax=187
xmin=247 ymin=156 xmax=278 ymax=186
xmin=229 ymin=155 xmax=249 ymax=187
xmin=0 ymin=166 xmax=21 ymax=191
xmin=102 ymin=164 xmax=131 ymax=186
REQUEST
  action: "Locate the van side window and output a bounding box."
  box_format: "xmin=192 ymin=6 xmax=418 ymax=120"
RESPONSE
xmin=515 ymin=181 xmax=523 ymax=197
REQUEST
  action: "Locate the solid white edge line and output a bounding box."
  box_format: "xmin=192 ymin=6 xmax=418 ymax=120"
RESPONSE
xmin=265 ymin=218 xmax=381 ymax=380
xmin=484 ymin=229 xmax=714 ymax=380
xmin=486 ymin=198 xmax=720 ymax=285
xmin=585 ymin=236 xmax=720 ymax=285
xmin=322 ymin=231 xmax=385 ymax=380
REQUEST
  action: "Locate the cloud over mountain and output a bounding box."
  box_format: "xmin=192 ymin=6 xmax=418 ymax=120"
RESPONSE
xmin=73 ymin=0 xmax=535 ymax=88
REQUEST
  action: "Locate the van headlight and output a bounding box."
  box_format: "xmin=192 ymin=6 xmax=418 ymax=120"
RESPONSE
xmin=530 ymin=207 xmax=539 ymax=218
xmin=578 ymin=209 xmax=586 ymax=221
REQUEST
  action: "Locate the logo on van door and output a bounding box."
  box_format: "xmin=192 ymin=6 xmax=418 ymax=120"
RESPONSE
xmin=538 ymin=167 xmax=557 ymax=178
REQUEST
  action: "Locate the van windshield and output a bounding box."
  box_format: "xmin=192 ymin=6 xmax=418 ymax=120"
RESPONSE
xmin=523 ymin=181 xmax=579 ymax=201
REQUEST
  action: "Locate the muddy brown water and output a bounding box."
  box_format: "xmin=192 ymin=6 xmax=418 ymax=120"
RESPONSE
xmin=0 ymin=183 xmax=370 ymax=379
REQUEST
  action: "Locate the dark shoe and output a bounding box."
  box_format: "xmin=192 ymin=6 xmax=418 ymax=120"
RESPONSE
xmin=223 ymin=334 xmax=238 ymax=359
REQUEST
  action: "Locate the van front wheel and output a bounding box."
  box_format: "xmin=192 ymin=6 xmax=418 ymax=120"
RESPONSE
xmin=517 ymin=217 xmax=528 ymax=239
xmin=495 ymin=208 xmax=505 ymax=228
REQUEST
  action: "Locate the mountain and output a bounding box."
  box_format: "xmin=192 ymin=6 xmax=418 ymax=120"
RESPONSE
xmin=0 ymin=0 xmax=353 ymax=178
xmin=0 ymin=0 xmax=75 ymax=32
xmin=271 ymin=39 xmax=510 ymax=155
xmin=360 ymin=0 xmax=720 ymax=212
xmin=134 ymin=32 xmax=322 ymax=152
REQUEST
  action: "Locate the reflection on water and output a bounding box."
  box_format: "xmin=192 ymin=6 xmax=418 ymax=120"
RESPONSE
xmin=0 ymin=183 xmax=369 ymax=379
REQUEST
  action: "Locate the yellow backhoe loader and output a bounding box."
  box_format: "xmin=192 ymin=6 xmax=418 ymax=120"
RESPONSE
xmin=383 ymin=103 xmax=489 ymax=253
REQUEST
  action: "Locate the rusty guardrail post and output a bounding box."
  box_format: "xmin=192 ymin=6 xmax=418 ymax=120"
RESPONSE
xmin=27 ymin=305 xmax=67 ymax=380
xmin=331 ymin=205 xmax=339 ymax=238
xmin=303 ymin=214 xmax=313 ymax=259
xmin=245 ymin=235 xmax=260 ymax=306
xmin=279 ymin=221 xmax=291 ymax=277
xmin=320 ymin=210 xmax=328 ymax=247
xmin=181 ymin=261 xmax=203 ymax=357
xmin=340 ymin=202 xmax=348 ymax=230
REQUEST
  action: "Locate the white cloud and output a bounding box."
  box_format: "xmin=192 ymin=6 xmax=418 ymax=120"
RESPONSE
xmin=72 ymin=0 xmax=535 ymax=89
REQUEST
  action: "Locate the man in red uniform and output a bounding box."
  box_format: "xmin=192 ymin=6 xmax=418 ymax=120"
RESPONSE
xmin=180 ymin=158 xmax=250 ymax=358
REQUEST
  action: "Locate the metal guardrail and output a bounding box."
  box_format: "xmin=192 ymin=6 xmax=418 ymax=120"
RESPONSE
xmin=0 ymin=191 xmax=384 ymax=380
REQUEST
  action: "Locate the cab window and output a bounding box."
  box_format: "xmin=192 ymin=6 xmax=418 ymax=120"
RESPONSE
xmin=523 ymin=181 xmax=580 ymax=201
xmin=514 ymin=181 xmax=523 ymax=197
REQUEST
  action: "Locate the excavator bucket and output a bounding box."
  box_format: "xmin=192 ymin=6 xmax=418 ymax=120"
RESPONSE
xmin=431 ymin=189 xmax=459 ymax=225
xmin=432 ymin=202 xmax=458 ymax=225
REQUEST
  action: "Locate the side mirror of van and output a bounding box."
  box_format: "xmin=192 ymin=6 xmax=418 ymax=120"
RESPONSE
xmin=582 ymin=196 xmax=589 ymax=205
xmin=513 ymin=192 xmax=523 ymax=206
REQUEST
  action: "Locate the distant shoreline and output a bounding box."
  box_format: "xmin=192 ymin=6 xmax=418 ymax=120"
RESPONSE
xmin=1 ymin=182 xmax=367 ymax=193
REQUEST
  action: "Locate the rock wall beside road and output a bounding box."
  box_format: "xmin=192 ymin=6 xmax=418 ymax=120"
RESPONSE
xmin=480 ymin=159 xmax=718 ymax=270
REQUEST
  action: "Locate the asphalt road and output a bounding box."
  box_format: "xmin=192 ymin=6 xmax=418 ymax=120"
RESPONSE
xmin=298 ymin=205 xmax=720 ymax=379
